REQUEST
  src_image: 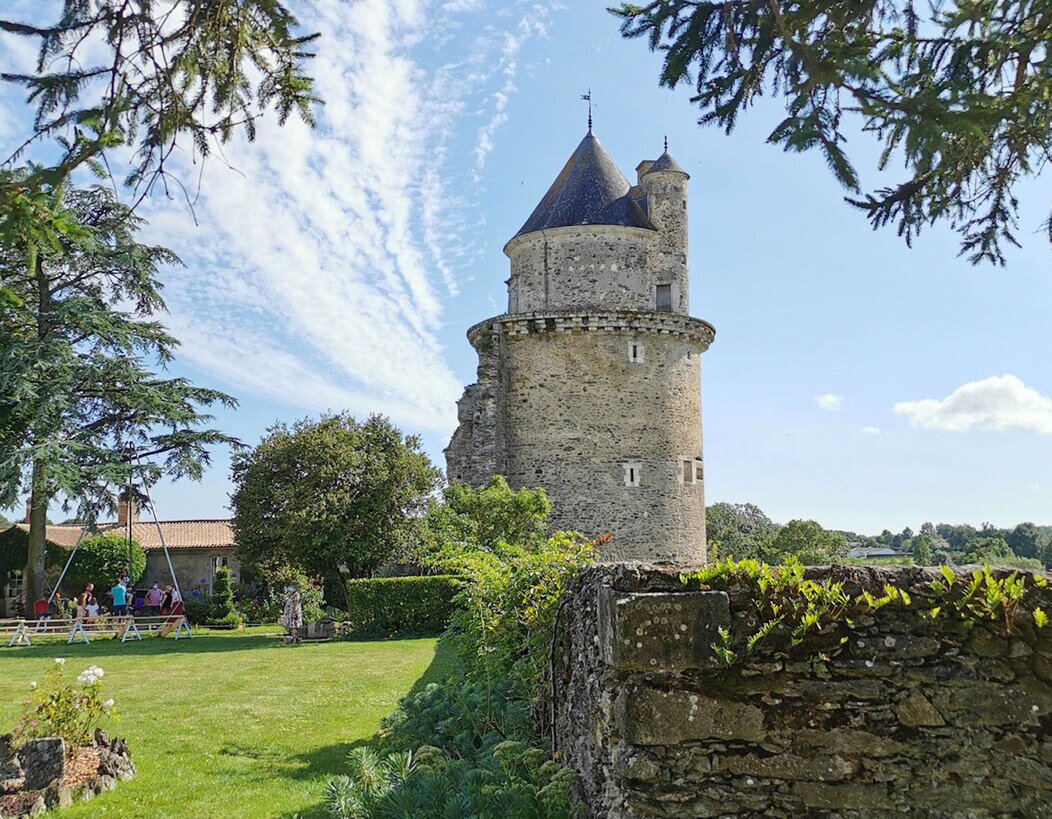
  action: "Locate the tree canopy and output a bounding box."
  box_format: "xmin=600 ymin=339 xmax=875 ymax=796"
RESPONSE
xmin=706 ymin=501 xmax=778 ymax=560
xmin=612 ymin=0 xmax=1052 ymax=264
xmin=425 ymin=476 xmax=551 ymax=558
xmin=0 ymin=182 xmax=237 ymax=601
xmin=765 ymin=519 xmax=847 ymax=564
xmin=61 ymin=531 xmax=146 ymax=594
xmin=230 ymin=414 xmax=440 ymax=585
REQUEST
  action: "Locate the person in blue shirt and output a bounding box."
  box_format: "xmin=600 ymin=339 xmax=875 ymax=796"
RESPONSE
xmin=111 ymin=581 xmax=127 ymax=617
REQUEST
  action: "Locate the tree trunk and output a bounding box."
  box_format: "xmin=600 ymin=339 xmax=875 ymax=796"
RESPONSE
xmin=25 ymin=462 xmax=49 ymax=605
xmin=24 ymin=242 xmax=50 ymax=605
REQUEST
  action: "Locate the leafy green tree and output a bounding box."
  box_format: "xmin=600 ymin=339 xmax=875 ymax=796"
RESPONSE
xmin=911 ymin=535 xmax=932 ymax=567
xmin=425 ymin=476 xmax=551 ymax=559
xmin=230 ymin=413 xmax=440 ymax=586
xmin=61 ymin=532 xmax=146 ymax=593
xmin=1040 ymin=539 xmax=1052 ymax=570
xmin=612 ymin=1 xmax=1051 ymax=264
xmin=958 ymin=536 xmax=1012 ymax=565
xmin=706 ymin=502 xmax=778 ymax=560
xmin=938 ymin=523 xmax=978 ymax=550
xmin=0 ymin=184 xmax=237 ymax=603
xmin=1006 ymin=522 xmax=1042 ymax=559
xmin=764 ymin=519 xmax=846 ymax=565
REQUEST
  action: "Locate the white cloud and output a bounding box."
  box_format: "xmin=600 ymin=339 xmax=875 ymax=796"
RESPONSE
xmin=815 ymin=394 xmax=845 ymax=411
xmin=894 ymin=375 xmax=1052 ymax=435
xmin=861 ymin=426 xmax=881 ymax=435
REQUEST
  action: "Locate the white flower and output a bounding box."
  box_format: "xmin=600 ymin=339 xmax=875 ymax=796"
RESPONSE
xmin=103 ymin=699 xmax=115 ymax=709
xmin=54 ymin=658 xmax=65 ymax=666
xmin=85 ymin=665 xmax=104 ymax=679
xmin=28 ymin=681 xmax=37 ymax=690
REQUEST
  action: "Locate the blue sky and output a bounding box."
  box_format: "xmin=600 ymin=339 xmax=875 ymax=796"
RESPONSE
xmin=2 ymin=1 xmax=1050 ymax=534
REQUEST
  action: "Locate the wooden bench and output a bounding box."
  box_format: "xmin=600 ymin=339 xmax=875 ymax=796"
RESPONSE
xmin=74 ymin=614 xmax=192 ymax=643
xmin=1 ymin=617 xmax=77 ymax=646
xmin=2 ymin=615 xmax=191 ymax=646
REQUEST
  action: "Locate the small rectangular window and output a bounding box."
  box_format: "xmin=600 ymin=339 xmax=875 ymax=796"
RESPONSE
xmin=681 ymin=459 xmax=694 ymax=484
xmin=655 ymin=284 xmax=673 ymax=312
xmin=694 ymin=459 xmax=703 ymax=482
xmin=629 ymin=342 xmax=644 ymax=363
xmin=623 ymin=462 xmax=642 ymax=487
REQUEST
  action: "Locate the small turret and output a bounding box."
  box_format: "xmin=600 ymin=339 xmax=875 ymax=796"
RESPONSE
xmin=639 ymin=141 xmax=689 ymax=314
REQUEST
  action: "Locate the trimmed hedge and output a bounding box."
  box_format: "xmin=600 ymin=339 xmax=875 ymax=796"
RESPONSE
xmin=344 ymin=575 xmax=460 ymax=638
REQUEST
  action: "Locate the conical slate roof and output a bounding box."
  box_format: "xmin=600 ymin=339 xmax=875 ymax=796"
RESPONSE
xmin=512 ymin=131 xmax=655 ymax=240
xmin=647 ymin=149 xmax=688 ymax=177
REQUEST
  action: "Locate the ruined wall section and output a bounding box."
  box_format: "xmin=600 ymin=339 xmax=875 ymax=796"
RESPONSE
xmin=553 ymin=564 xmax=1052 ymax=818
xmin=505 ymin=227 xmax=663 ymax=314
xmin=443 ymin=323 xmax=507 ymax=486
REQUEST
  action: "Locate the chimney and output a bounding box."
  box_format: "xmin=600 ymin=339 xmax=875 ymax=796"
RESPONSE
xmin=117 ymin=490 xmax=140 ymax=526
xmin=635 ymin=160 xmax=654 ymax=185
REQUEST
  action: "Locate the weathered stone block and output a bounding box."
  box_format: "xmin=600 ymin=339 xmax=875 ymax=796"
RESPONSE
xmin=598 ymin=585 xmax=729 ymax=671
xmin=20 ymin=738 xmax=64 ymax=791
xmin=793 ymin=782 xmax=895 ymax=810
xmin=615 ymin=686 xmax=765 ymax=745
xmin=794 ymin=727 xmax=905 ymax=757
xmin=895 ymin=690 xmax=945 ymax=727
xmin=714 ymin=752 xmax=855 ymax=781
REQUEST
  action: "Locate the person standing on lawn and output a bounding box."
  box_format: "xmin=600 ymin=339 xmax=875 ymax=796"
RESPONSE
xmin=111 ymin=580 xmax=128 ymax=617
xmin=146 ymin=583 xmax=163 ymax=615
xmin=282 ymin=584 xmax=303 ymax=645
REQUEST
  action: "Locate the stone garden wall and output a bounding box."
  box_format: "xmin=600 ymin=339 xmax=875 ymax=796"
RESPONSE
xmin=552 ymin=564 xmax=1052 ymax=818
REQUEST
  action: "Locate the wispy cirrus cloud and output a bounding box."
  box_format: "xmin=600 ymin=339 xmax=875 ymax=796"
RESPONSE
xmin=124 ymin=0 xmax=557 ymax=435
xmin=895 ymin=375 xmax=1052 ymax=435
xmin=0 ymin=0 xmax=557 ymax=437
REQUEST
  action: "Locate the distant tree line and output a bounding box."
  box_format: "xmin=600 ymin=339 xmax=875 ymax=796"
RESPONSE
xmin=708 ymin=503 xmax=1052 ymax=570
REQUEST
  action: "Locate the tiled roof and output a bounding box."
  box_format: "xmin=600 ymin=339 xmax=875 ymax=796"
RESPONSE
xmin=12 ymin=520 xmax=234 ymax=551
xmin=512 ymin=130 xmax=655 ymax=241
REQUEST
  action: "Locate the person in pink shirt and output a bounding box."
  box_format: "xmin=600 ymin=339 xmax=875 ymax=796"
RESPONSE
xmin=145 ymin=583 xmax=164 ymax=616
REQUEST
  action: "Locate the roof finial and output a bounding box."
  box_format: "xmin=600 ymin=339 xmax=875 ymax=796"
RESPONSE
xmin=664 ymin=134 xmax=668 ymax=153
xmin=581 ymin=88 xmax=592 ymax=133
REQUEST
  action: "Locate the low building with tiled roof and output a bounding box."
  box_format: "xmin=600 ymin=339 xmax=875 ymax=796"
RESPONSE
xmin=1 ymin=498 xmax=239 ymax=615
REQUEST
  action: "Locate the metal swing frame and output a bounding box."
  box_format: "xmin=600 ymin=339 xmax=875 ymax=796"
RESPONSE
xmin=43 ymin=459 xmax=191 ymax=642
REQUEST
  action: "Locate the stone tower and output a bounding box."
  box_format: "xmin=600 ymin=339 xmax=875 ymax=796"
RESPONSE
xmin=445 ymin=127 xmax=715 ymax=563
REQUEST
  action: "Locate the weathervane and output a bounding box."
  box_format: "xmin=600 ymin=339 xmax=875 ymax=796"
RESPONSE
xmin=581 ymin=88 xmax=592 ymax=133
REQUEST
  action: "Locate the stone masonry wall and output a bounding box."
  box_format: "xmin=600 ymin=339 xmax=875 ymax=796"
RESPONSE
xmin=446 ymin=311 xmax=715 ymax=563
xmin=553 ymin=564 xmax=1052 ymax=818
xmin=505 ymin=227 xmax=669 ymax=315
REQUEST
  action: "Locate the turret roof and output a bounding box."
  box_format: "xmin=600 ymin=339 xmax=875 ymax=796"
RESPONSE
xmin=645 ymin=149 xmax=688 ymax=177
xmin=512 ymin=131 xmax=655 ymax=240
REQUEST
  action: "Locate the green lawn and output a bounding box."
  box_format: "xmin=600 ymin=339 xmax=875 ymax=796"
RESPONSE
xmin=0 ymin=629 xmax=453 ymax=818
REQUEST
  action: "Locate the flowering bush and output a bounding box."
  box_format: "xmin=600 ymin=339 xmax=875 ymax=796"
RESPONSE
xmin=11 ymin=659 xmax=118 ymax=755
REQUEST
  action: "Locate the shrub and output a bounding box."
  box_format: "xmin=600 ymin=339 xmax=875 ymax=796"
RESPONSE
xmin=343 ymin=575 xmax=459 ymax=639
xmin=444 ymin=532 xmax=596 ymax=697
xmin=182 ymin=596 xmax=212 ymax=625
xmin=10 ymin=659 xmax=118 ymax=754
xmin=326 ymin=740 xmax=581 ymax=819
